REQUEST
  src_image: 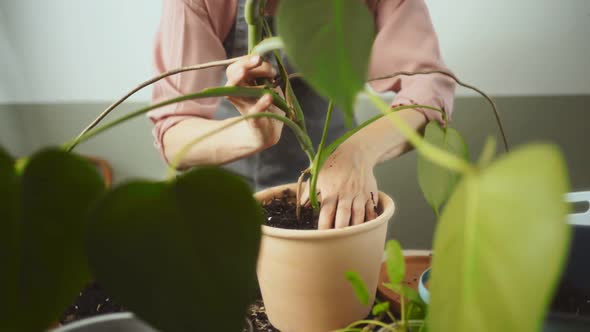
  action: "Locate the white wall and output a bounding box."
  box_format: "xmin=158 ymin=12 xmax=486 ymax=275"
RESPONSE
xmin=0 ymin=0 xmax=589 ymax=103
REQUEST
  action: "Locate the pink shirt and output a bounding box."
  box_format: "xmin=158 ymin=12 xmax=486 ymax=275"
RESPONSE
xmin=149 ymin=0 xmax=456 ymax=150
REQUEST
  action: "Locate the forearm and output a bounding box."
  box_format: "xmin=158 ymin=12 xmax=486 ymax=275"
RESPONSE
xmin=344 ymin=108 xmax=428 ymax=166
xmin=162 ymin=117 xmax=261 ymax=169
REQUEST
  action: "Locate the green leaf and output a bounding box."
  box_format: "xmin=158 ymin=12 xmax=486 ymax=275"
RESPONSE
xmin=418 ymin=122 xmax=469 ymax=215
xmin=345 ymin=271 xmax=370 ymax=306
xmin=372 ymin=301 xmax=390 ymax=316
xmin=0 ymin=148 xmax=19 ymax=331
xmin=276 ymin=0 xmax=375 ymax=126
xmin=407 ymin=301 xmax=427 ymax=321
xmin=87 ymin=167 xmax=262 ymax=332
xmin=18 ymin=149 xmax=105 ymax=332
xmin=385 ymin=240 xmax=405 ymax=285
xmin=428 ymin=144 xmax=571 ymax=332
xmin=383 ymin=283 xmax=425 ymax=306
xmin=477 ymin=136 xmax=497 ymax=167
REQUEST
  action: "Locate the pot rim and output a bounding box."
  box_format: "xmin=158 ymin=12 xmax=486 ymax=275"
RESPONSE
xmin=255 ymin=183 xmax=395 ymax=240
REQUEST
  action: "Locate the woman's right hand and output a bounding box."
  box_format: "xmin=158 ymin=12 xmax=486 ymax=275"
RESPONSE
xmin=225 ymin=55 xmax=285 ymax=151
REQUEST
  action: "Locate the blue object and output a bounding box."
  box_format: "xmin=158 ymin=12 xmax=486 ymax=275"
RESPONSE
xmin=418 ymin=267 xmax=431 ymax=304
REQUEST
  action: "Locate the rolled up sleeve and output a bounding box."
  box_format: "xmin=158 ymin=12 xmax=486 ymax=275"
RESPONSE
xmin=368 ymin=0 xmax=456 ymax=124
xmin=148 ymin=0 xmax=235 ymax=151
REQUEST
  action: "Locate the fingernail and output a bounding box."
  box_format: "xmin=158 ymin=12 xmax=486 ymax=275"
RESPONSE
xmin=250 ymin=56 xmax=260 ymax=64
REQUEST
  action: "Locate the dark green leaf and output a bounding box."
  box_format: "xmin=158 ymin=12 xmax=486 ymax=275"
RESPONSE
xmin=385 ymin=240 xmax=405 ymax=285
xmin=19 ymin=149 xmax=105 ymax=332
xmin=418 ymin=122 xmax=469 ymax=215
xmin=372 ymin=301 xmax=390 ymax=316
xmin=345 ymin=271 xmax=370 ymax=306
xmin=0 ymin=148 xmax=19 ymax=331
xmin=277 ymin=0 xmax=375 ymax=125
xmin=407 ymin=301 xmax=427 ymax=321
xmin=87 ymin=167 xmax=263 ymax=332
xmin=428 ymin=144 xmax=571 ymax=332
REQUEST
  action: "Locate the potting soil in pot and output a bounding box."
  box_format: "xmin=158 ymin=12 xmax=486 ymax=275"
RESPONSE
xmin=263 ymin=189 xmax=318 ymax=229
xmin=262 ymin=188 xmax=378 ymax=230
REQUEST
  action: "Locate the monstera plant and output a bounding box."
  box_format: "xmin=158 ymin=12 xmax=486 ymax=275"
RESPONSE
xmin=0 ymin=0 xmax=570 ymax=332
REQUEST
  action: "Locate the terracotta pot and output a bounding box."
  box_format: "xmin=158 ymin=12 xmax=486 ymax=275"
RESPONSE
xmin=255 ymin=183 xmax=395 ymax=332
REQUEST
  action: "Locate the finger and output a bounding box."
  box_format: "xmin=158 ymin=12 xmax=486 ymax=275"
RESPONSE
xmin=318 ymin=196 xmax=337 ymax=230
xmin=247 ymin=94 xmax=274 ymax=129
xmin=351 ymin=197 xmax=366 ymax=226
xmin=334 ymin=197 xmax=353 ymax=229
xmin=226 ymin=55 xmax=263 ymax=85
xmin=370 ymin=191 xmax=379 ymax=210
xmin=243 ymin=62 xmax=277 ymax=80
xmin=365 ymin=198 xmax=378 ymax=221
xmin=226 ymin=67 xmax=247 ymax=86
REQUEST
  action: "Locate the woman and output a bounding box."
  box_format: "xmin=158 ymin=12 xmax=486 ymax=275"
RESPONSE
xmin=149 ymin=0 xmax=455 ymax=229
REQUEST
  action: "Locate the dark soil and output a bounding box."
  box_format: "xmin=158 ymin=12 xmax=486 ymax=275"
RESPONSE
xmin=60 ymin=282 xmax=124 ymax=325
xmin=245 ymin=300 xmax=280 ymax=332
xmin=262 ymin=189 xmax=318 ymax=230
xmin=61 ymin=283 xmax=389 ymax=331
xmin=551 ymin=280 xmax=590 ymax=316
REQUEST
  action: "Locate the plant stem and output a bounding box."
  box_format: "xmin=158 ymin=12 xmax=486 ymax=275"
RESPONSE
xmin=262 ymin=18 xmax=307 ymax=132
xmin=340 ymin=320 xmax=398 ymax=332
xmin=245 ymin=0 xmax=265 ymax=52
xmin=251 ymin=37 xmax=284 ymax=55
xmin=401 ymin=294 xmax=406 ymax=332
xmin=70 ymin=57 xmax=246 ymax=147
xmin=295 ymin=168 xmax=310 ymax=221
xmin=166 ymin=111 xmax=313 ymax=178
xmin=362 ymin=313 xmax=386 ymax=332
xmin=366 ymin=92 xmax=475 ymax=175
xmin=64 ymin=87 xmax=310 ymax=157
xmin=368 ymin=70 xmax=509 ymax=152
xmin=309 ymin=100 xmax=334 ymax=211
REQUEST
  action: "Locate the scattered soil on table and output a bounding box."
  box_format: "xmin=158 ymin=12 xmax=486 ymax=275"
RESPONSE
xmin=60 ymin=282 xmax=124 ymax=325
xmin=245 ymin=299 xmax=281 ymax=332
xmin=262 ymin=189 xmax=318 ymax=230
xmin=62 ymin=282 xmax=393 ymax=331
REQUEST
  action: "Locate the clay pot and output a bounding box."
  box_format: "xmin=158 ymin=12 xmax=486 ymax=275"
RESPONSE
xmin=255 ymin=183 xmax=395 ymax=332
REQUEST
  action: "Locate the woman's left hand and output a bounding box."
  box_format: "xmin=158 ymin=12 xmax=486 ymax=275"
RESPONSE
xmin=300 ymin=140 xmax=379 ymax=229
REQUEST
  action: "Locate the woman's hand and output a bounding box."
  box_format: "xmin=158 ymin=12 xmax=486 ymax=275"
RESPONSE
xmin=301 ymin=140 xmax=379 ymax=229
xmin=299 ymin=108 xmax=428 ymax=229
xmin=225 ymin=55 xmax=284 ymax=151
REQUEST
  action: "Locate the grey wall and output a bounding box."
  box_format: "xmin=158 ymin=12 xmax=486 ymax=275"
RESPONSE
xmin=364 ymin=96 xmax=590 ymax=249
xmin=1 ymin=95 xmax=589 ymax=249
xmin=0 ymin=103 xmax=168 ymax=182
xmin=0 ymin=109 xmax=26 ymax=156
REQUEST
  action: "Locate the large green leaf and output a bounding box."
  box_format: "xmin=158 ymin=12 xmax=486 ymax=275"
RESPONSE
xmin=0 ymin=148 xmax=19 ymax=332
xmin=418 ymin=122 xmax=469 ymax=216
xmin=385 ymin=240 xmax=405 ymax=285
xmin=428 ymin=144 xmax=571 ymax=332
xmin=2 ymin=149 xmax=105 ymax=332
xmin=276 ymin=0 xmax=375 ymax=125
xmin=87 ymin=167 xmax=262 ymax=332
